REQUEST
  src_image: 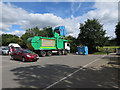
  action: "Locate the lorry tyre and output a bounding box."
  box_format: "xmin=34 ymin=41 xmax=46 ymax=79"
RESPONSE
xmin=57 ymin=50 xmax=62 ymax=55
xmin=47 ymin=51 xmax=52 ymax=56
xmin=40 ymin=51 xmax=46 ymax=57
xmin=64 ymin=50 xmax=67 ymax=55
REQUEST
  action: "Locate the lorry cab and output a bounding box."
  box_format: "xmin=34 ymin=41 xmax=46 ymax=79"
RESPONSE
xmin=65 ymin=42 xmax=70 ymax=53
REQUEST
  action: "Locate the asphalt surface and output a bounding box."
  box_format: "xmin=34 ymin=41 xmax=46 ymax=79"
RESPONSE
xmin=1 ymin=54 xmax=119 ymax=89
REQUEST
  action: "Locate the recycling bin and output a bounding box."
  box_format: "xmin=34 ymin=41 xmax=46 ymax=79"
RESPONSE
xmin=77 ymin=46 xmax=88 ymax=55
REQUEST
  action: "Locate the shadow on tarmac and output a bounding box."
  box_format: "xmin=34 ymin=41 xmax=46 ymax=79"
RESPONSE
xmin=102 ymin=55 xmax=120 ymax=65
xmin=6 ymin=63 xmax=119 ymax=89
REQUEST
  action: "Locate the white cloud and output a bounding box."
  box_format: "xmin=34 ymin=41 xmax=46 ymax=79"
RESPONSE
xmin=72 ymin=2 xmax=118 ymax=38
xmin=0 ymin=23 xmax=11 ymax=31
xmin=1 ymin=2 xmax=28 ymax=31
xmin=21 ymin=13 xmax=64 ymax=29
xmin=91 ymin=2 xmax=118 ymax=38
xmin=0 ymin=31 xmax=4 ymax=34
xmin=6 ymin=30 xmax=25 ymax=36
xmin=1 ymin=2 xmax=118 ymax=38
xmin=1 ymin=2 xmax=80 ymax=37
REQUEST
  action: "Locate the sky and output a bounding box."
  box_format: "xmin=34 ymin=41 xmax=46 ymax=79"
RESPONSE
xmin=0 ymin=1 xmax=119 ymax=38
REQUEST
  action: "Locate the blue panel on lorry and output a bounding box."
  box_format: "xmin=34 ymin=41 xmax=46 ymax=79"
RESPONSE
xmin=54 ymin=26 xmax=66 ymax=36
xmin=78 ymin=46 xmax=88 ymax=55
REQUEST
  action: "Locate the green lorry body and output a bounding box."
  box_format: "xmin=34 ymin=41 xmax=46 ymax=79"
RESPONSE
xmin=26 ymin=32 xmax=68 ymax=50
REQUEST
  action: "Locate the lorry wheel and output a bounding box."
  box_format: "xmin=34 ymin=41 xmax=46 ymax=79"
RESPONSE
xmin=47 ymin=51 xmax=52 ymax=56
xmin=64 ymin=50 xmax=67 ymax=55
xmin=57 ymin=50 xmax=62 ymax=55
xmin=40 ymin=51 xmax=46 ymax=57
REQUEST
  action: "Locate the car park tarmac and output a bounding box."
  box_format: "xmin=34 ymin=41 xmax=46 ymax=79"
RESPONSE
xmin=1 ymin=54 xmax=119 ymax=89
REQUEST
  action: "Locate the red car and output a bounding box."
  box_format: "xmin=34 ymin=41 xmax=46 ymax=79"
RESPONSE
xmin=10 ymin=49 xmax=39 ymax=62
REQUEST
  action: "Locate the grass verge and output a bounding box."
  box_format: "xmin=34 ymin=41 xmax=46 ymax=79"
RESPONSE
xmin=93 ymin=52 xmax=110 ymax=55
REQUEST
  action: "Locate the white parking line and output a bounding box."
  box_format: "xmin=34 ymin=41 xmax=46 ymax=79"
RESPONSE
xmin=43 ymin=55 xmax=106 ymax=90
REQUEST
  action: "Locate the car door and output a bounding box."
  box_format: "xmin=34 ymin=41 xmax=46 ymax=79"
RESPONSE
xmin=14 ymin=50 xmax=21 ymax=59
xmin=13 ymin=50 xmax=18 ymax=59
xmin=17 ymin=50 xmax=22 ymax=60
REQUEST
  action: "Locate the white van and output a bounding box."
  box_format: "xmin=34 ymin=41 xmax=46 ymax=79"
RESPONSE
xmin=0 ymin=46 xmax=9 ymax=55
xmin=8 ymin=43 xmax=21 ymax=55
xmin=8 ymin=43 xmax=21 ymax=47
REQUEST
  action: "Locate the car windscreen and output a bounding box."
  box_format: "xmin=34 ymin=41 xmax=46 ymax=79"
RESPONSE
xmin=2 ymin=48 xmax=9 ymax=50
xmin=22 ymin=50 xmax=35 ymax=54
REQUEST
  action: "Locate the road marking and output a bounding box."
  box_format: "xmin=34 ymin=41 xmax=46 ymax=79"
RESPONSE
xmin=43 ymin=55 xmax=106 ymax=90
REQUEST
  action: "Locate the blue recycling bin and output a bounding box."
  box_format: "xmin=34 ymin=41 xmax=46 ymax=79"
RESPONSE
xmin=78 ymin=46 xmax=88 ymax=55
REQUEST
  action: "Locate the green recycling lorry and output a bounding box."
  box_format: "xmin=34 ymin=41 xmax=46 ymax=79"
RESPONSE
xmin=26 ymin=26 xmax=70 ymax=56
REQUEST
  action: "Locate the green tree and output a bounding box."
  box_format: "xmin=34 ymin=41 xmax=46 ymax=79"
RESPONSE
xmin=115 ymin=21 xmax=120 ymax=45
xmin=44 ymin=26 xmax=54 ymax=37
xmin=2 ymin=34 xmax=21 ymax=46
xmin=26 ymin=26 xmax=40 ymax=36
xmin=21 ymin=31 xmax=34 ymax=48
xmin=65 ymin=35 xmax=78 ymax=53
xmin=77 ymin=19 xmax=108 ymax=53
xmin=104 ymin=38 xmax=117 ymax=46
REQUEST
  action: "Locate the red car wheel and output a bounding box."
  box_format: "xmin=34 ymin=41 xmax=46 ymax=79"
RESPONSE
xmin=10 ymin=55 xmax=14 ymax=60
xmin=22 ymin=57 xmax=26 ymax=62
